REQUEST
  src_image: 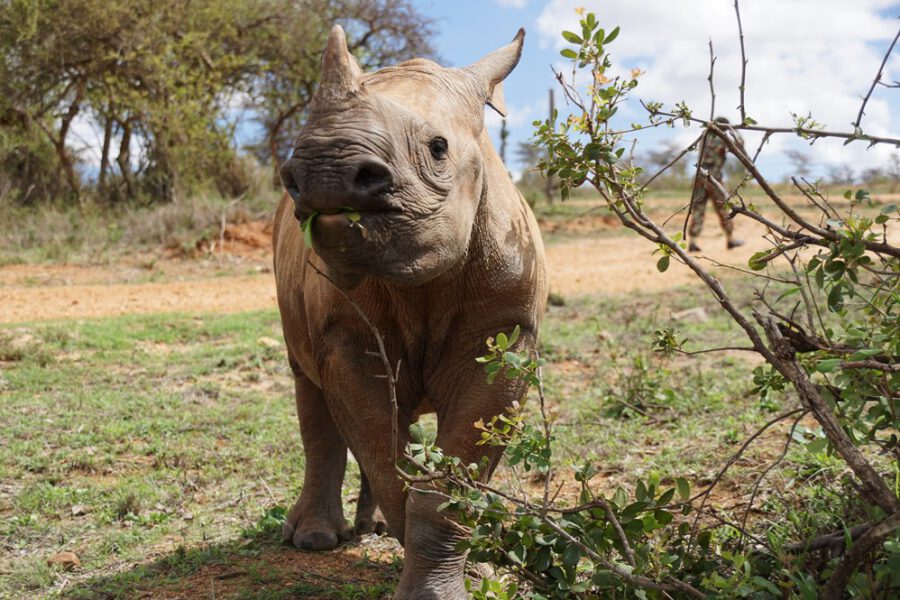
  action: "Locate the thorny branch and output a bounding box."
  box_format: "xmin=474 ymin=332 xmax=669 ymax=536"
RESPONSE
xmin=733 ymin=0 xmax=748 ymax=123
xmin=853 ymin=24 xmax=900 ymax=132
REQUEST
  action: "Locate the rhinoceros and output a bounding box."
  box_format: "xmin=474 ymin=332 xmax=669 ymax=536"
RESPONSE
xmin=273 ymin=25 xmax=546 ymax=598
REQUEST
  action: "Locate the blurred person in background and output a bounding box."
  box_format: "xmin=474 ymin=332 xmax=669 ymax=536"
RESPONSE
xmin=688 ymin=116 xmax=745 ymax=252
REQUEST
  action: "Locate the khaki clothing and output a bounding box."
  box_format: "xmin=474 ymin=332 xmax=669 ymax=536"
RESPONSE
xmin=689 ymin=129 xmax=743 ymax=238
xmin=689 ymin=166 xmax=733 ymax=237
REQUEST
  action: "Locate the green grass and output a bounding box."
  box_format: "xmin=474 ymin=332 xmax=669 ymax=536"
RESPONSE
xmin=0 ymin=282 xmax=827 ymax=598
xmin=527 ymin=282 xmax=777 ymax=488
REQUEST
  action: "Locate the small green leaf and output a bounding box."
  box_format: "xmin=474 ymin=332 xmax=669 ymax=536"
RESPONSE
xmin=816 ymin=358 xmax=842 ymax=373
xmin=752 ymin=576 xmax=782 ymax=595
xmin=562 ymin=31 xmax=583 ymax=44
xmin=496 ymin=332 xmax=508 ymax=351
xmin=748 ymin=251 xmax=770 ymax=271
xmin=827 ymin=284 xmax=845 ymax=312
xmin=676 ymin=477 xmax=690 ymax=501
xmin=604 ymin=25 xmax=620 ymax=44
xmin=345 ymin=211 xmax=361 ymax=223
xmin=806 ymin=438 xmax=828 ymax=454
xmin=656 ymin=255 xmax=670 ymax=272
xmin=560 ymin=48 xmax=578 ymax=59
xmin=409 ymin=422 xmax=426 ymax=443
xmin=561 ymin=543 xmax=581 ymax=568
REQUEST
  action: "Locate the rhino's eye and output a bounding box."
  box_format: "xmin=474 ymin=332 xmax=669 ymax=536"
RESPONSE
xmin=429 ymin=137 xmax=448 ymax=160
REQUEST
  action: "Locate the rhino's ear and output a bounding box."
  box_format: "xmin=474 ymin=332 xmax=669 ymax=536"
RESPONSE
xmin=466 ymin=29 xmax=525 ymax=117
xmin=316 ymin=25 xmax=363 ymax=104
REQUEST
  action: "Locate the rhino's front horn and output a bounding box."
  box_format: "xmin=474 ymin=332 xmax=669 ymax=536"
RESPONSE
xmin=316 ymin=25 xmax=363 ymax=104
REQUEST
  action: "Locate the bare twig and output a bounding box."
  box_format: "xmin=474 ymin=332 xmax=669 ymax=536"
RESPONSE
xmin=597 ymin=497 xmax=637 ymax=568
xmin=758 ymin=316 xmax=900 ymax=514
xmin=676 ymin=345 xmax=758 ymax=356
xmin=709 ymin=121 xmax=900 ymax=259
xmin=640 ymin=131 xmax=704 ymax=193
xmin=655 ymin=109 xmax=900 ymax=147
xmin=738 ymin=410 xmax=807 ymax=548
xmin=783 ymin=521 xmax=880 ymax=554
xmin=734 ymin=0 xmax=748 ymax=123
xmin=840 ymin=360 xmax=900 ymax=372
xmin=536 ymin=353 xmax=553 ymax=518
xmin=853 ymin=25 xmax=900 ymax=131
xmin=707 ymin=38 xmax=717 ymax=121
xmin=307 ymin=261 xmax=401 ymax=462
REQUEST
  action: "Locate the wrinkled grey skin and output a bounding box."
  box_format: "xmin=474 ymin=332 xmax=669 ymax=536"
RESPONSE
xmin=273 ymin=25 xmax=546 ymax=599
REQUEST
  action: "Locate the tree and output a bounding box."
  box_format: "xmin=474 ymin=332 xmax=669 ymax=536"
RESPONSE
xmin=0 ymin=0 xmax=436 ymax=203
xmin=827 ymin=163 xmax=856 ymax=186
xmin=513 ymin=141 xmax=549 ymax=204
xmin=785 ymin=148 xmax=813 ymax=179
xmin=641 ymin=139 xmax=689 ymax=188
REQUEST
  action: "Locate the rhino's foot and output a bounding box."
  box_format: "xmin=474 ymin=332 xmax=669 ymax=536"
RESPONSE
xmin=393 ymin=579 xmax=467 ymax=600
xmin=282 ymin=499 xmax=351 ymax=551
xmin=354 ymin=506 xmax=388 ymax=536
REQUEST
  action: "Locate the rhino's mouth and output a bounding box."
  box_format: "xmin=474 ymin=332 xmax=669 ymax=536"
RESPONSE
xmin=298 ymin=205 xmax=403 ymax=254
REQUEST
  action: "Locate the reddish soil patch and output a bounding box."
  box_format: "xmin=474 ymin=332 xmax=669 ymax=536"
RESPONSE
xmin=150 ymin=537 xmax=401 ymax=600
xmin=193 ymin=220 xmax=275 ymax=258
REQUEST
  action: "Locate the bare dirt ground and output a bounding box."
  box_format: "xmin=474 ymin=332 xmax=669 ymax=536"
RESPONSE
xmin=0 ymin=216 xmax=771 ymax=324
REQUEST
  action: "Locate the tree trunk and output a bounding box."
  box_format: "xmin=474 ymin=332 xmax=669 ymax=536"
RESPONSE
xmin=55 ymin=80 xmax=85 ymax=202
xmin=270 ymin=126 xmax=283 ymax=190
xmin=98 ymin=104 xmax=114 ymax=192
xmin=117 ymin=120 xmax=136 ymax=201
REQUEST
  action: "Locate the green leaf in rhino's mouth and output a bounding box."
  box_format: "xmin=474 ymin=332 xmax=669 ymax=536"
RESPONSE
xmin=300 ymin=209 xmax=366 ymax=249
xmin=300 ymin=211 xmax=319 ymax=249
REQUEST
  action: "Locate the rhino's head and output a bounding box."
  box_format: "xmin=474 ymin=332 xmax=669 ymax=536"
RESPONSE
xmin=280 ymin=25 xmax=524 ymax=287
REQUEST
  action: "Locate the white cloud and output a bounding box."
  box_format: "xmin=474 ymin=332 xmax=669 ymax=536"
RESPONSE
xmin=535 ymin=0 xmax=900 ymax=177
xmin=484 ymin=100 xmax=539 ymax=131
xmin=494 ymin=0 xmax=527 ymax=8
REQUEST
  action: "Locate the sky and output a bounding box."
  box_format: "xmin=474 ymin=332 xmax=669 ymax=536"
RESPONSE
xmin=414 ymin=0 xmax=900 ymax=181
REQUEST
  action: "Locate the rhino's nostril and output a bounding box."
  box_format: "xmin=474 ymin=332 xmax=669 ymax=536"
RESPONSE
xmin=285 ymin=182 xmax=302 ymax=203
xmin=353 ymin=160 xmax=392 ymax=193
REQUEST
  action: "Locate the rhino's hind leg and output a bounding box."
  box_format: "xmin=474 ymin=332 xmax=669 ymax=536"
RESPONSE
xmin=354 ymin=470 xmax=387 ymax=536
xmin=283 ymin=373 xmax=352 ymax=550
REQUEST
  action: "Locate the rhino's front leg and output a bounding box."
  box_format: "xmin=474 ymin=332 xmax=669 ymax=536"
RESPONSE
xmin=354 ymin=469 xmax=388 ymax=535
xmin=316 ymin=346 xmax=412 ymax=545
xmin=393 ymin=358 xmax=529 ymax=600
xmin=283 ymin=372 xmax=352 ymax=550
